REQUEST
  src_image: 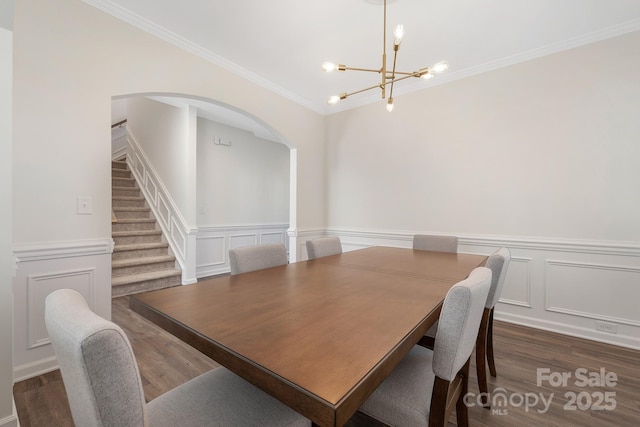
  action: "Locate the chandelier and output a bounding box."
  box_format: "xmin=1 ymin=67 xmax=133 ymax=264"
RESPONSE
xmin=323 ymin=0 xmax=449 ymax=112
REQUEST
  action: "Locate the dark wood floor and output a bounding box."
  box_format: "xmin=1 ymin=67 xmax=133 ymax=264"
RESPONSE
xmin=14 ymin=296 xmax=640 ymax=426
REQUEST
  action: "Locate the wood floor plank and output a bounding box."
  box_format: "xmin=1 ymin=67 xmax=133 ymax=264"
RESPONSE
xmin=13 ymin=297 xmax=640 ymax=426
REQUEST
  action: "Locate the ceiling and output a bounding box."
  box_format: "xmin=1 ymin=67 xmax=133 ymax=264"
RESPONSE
xmin=98 ymin=0 xmax=640 ymax=117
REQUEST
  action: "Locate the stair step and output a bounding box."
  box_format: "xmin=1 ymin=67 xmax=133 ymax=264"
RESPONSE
xmin=112 ymin=218 xmax=157 ymax=232
xmin=112 ymin=242 xmax=170 ymax=260
xmin=112 ymin=254 xmax=176 ymax=268
xmin=112 ymin=269 xmax=181 ymax=286
xmin=114 ymin=242 xmax=168 ymax=251
xmin=112 ymin=207 xmax=151 ymax=220
xmin=112 ymin=229 xmax=162 ymax=238
xmin=112 ymin=255 xmax=177 ymax=277
xmin=112 ymin=186 xmax=141 ymax=197
xmin=112 ymin=270 xmax=181 ymax=297
xmin=112 ymin=160 xmax=128 ymax=170
xmin=112 ymin=229 xmax=163 ymax=245
xmin=112 ymin=177 xmax=137 ymax=187
xmin=112 ymin=168 xmax=131 ymax=178
xmin=113 ymin=196 xmax=145 ymax=201
xmin=112 ymin=198 xmax=146 ymax=208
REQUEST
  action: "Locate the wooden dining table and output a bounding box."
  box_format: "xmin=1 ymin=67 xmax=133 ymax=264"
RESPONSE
xmin=130 ymin=246 xmax=487 ymax=426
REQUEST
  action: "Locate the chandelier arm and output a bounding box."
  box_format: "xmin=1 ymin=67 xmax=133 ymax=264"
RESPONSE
xmin=343 ymin=82 xmax=387 ymax=99
xmin=344 ymin=71 xmax=423 ymax=100
xmin=385 ymin=70 xmax=424 ymax=77
xmin=342 ymin=66 xmax=383 ymax=73
xmin=386 ymin=72 xmax=422 ymax=85
xmin=388 ymin=48 xmax=399 ymax=100
xmin=341 ymin=66 xmax=427 ymax=76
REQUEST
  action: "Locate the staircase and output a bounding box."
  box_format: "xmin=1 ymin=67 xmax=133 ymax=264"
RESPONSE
xmin=111 ymin=160 xmax=182 ymax=297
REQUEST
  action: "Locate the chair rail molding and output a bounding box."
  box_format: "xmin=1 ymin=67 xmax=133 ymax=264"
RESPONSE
xmin=13 ymin=238 xmax=114 ymax=262
xmin=323 ymin=227 xmax=640 ymax=350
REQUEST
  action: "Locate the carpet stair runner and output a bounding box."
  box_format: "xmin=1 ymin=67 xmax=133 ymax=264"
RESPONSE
xmin=111 ymin=159 xmax=181 ymax=297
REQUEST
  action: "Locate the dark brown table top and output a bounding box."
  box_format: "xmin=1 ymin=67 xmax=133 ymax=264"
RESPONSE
xmin=130 ymin=246 xmax=487 ymax=426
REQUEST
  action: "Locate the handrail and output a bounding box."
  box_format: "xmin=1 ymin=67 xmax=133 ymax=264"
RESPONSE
xmin=111 ymin=119 xmax=127 ymax=129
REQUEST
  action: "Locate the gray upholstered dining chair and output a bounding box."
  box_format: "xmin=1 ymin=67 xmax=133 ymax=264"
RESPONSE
xmin=475 ymin=247 xmax=511 ymax=406
xmin=305 ymin=236 xmax=343 ymax=260
xmin=413 ymin=234 xmax=458 ymax=253
xmin=45 ymin=289 xmax=310 ymax=427
xmin=418 ymin=247 xmax=511 ymax=408
xmin=229 ymin=243 xmax=288 ymax=275
xmin=354 ymin=267 xmax=492 ymax=427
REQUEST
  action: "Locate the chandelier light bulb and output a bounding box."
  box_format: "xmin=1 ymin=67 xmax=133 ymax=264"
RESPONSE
xmin=393 ymin=24 xmax=405 ymax=46
xmin=328 ymin=95 xmax=341 ymax=105
xmin=430 ymin=61 xmax=449 ymax=74
xmin=386 ymin=97 xmax=395 ymax=112
xmin=328 ymin=93 xmax=347 ymax=105
xmin=322 ymin=62 xmax=338 ymax=72
xmin=422 ymin=72 xmax=435 ymax=80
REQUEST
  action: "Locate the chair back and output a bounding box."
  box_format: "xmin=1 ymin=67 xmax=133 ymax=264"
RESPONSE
xmin=412 ymin=234 xmax=458 ymax=253
xmin=229 ymin=243 xmax=288 ymax=275
xmin=45 ymin=289 xmax=147 ymax=427
xmin=485 ymin=247 xmax=511 ymax=309
xmin=432 ymin=267 xmax=491 ymax=381
xmin=306 ymin=237 xmax=343 ymax=260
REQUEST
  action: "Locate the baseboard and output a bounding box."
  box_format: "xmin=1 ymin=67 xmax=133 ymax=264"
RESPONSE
xmin=13 ymin=356 xmax=58 ymax=384
xmin=495 ymin=311 xmax=640 ymax=351
xmin=0 ymin=398 xmax=19 ymax=427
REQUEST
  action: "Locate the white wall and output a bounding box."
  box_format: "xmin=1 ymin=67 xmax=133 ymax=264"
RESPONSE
xmin=12 ymin=0 xmax=325 ymax=380
xmin=326 ymin=32 xmax=640 ymax=241
xmin=194 ymin=118 xmax=290 ymax=277
xmin=325 ymin=32 xmax=640 ymax=349
xmin=1 ymin=17 xmax=18 ymax=427
xmin=196 ymin=118 xmax=290 ymax=226
xmin=127 ymin=97 xmax=194 ymax=223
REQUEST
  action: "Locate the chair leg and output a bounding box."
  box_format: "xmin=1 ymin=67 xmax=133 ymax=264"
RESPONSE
xmin=429 ymin=377 xmax=450 ymax=427
xmin=455 ymin=361 xmax=470 ymax=427
xmin=476 ymin=308 xmax=491 ymax=408
xmin=487 ymin=307 xmax=497 ymax=378
xmin=417 ymin=335 xmax=435 ymax=350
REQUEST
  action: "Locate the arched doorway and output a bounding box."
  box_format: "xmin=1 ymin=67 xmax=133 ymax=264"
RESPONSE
xmin=111 ymin=93 xmax=297 ymax=283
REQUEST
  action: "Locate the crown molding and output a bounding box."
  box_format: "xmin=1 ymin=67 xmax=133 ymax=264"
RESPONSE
xmin=83 ymin=1 xmax=640 ymax=116
xmin=82 ymin=0 xmax=323 ymax=115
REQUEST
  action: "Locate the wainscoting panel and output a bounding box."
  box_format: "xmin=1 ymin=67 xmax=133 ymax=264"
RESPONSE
xmin=261 ymin=231 xmax=286 ymax=245
xmin=196 ymin=236 xmax=226 ymax=268
xmin=498 ymin=257 xmax=532 ymax=308
xmin=157 ymin=193 xmax=170 ymax=230
xmin=170 ymin=216 xmax=187 ymax=260
xmin=229 ymin=233 xmax=258 ymax=249
xmin=13 ymin=240 xmax=112 ymax=381
xmin=27 ymin=268 xmax=95 ymax=350
xmin=146 ymin=177 xmax=158 ymax=206
xmin=545 ymin=260 xmax=640 ymax=326
xmin=196 ymin=225 xmax=289 ymax=278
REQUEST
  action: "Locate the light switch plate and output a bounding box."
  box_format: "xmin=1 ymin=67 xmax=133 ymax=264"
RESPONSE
xmin=77 ymin=196 xmax=93 ymax=215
